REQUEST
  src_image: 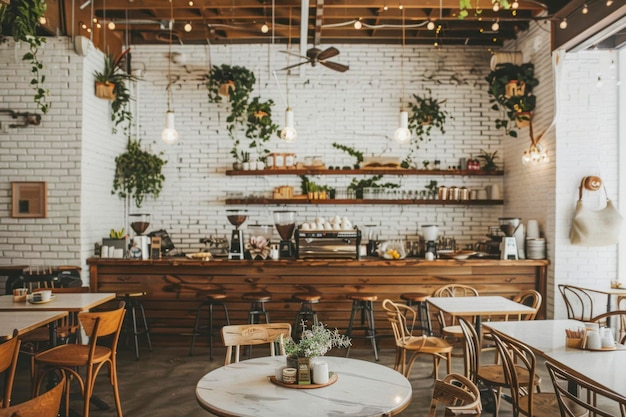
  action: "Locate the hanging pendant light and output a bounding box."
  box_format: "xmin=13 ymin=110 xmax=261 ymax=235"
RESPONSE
xmin=280 ymin=107 xmax=297 ymax=142
xmin=394 ymin=9 xmax=411 ymax=144
xmin=161 ymin=0 xmax=179 ymax=144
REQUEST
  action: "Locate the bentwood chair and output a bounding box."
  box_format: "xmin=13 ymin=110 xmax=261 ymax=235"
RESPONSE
xmin=558 ymin=284 xmax=598 ymax=322
xmin=433 ymin=284 xmax=480 ymax=338
xmin=382 ymin=299 xmax=452 ymax=380
xmin=221 ymin=323 xmax=291 ymax=365
xmin=545 ymin=360 xmax=626 ymax=417
xmin=0 ymin=331 xmax=20 ymax=408
xmin=0 ymin=374 xmax=65 ymax=417
xmin=428 ymin=373 xmax=483 ymax=417
xmin=33 ymin=303 xmax=126 ymax=417
xmin=491 ymin=330 xmax=587 ymax=417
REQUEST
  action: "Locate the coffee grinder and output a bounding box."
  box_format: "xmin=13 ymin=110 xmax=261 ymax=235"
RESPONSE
xmin=273 ymin=210 xmax=296 ymax=258
xmin=227 ymin=209 xmax=248 ymax=260
xmin=422 ymin=225 xmax=439 ymax=258
xmin=130 ymin=213 xmax=151 ymax=260
xmin=499 ymin=217 xmax=520 ymax=260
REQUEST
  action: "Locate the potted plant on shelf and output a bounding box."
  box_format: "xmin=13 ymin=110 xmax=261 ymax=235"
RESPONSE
xmin=112 ymin=139 xmax=167 ymax=209
xmin=485 ymin=63 xmax=539 ymax=137
xmin=93 ymin=50 xmax=134 ymax=135
xmin=348 ymin=175 xmax=400 ymax=199
xmin=476 ymin=149 xmax=499 ymax=172
xmin=0 ymin=0 xmax=50 ymax=114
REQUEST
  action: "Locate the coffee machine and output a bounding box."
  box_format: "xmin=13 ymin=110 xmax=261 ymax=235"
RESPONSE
xmin=422 ymin=225 xmax=439 ymax=258
xmin=227 ymin=209 xmax=248 ymax=260
xmin=499 ymin=217 xmax=521 ymax=260
xmin=273 ymin=210 xmax=296 ymax=258
xmin=130 ymin=213 xmax=151 ymax=260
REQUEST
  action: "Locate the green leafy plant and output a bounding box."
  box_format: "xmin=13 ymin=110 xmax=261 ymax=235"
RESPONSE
xmin=245 ymin=97 xmax=278 ymax=161
xmin=424 ymin=180 xmax=438 ymax=198
xmin=281 ymin=322 xmax=351 ymax=358
xmin=348 ymin=175 xmax=400 ymax=199
xmin=1 ymin=0 xmax=49 ymax=114
xmin=112 ymin=139 xmax=167 ymax=208
xmin=408 ymin=94 xmax=449 ymax=142
xmin=332 ymin=143 xmax=364 ymax=168
xmin=485 ymin=63 xmax=539 ymax=137
xmin=477 ymin=149 xmax=499 ymax=172
xmin=93 ymin=50 xmax=134 ymax=135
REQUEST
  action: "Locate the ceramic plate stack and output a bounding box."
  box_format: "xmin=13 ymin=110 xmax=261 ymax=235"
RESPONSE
xmin=526 ymin=238 xmax=546 ymax=259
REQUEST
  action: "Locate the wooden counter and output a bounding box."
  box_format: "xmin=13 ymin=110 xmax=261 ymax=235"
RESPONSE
xmin=87 ymin=257 xmax=548 ymax=347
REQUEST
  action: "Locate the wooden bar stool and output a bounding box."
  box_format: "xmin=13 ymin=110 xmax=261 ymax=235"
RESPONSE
xmin=292 ymin=293 xmax=321 ymax=339
xmin=117 ymin=292 xmax=153 ymax=360
xmin=400 ymin=292 xmax=433 ymax=336
xmin=345 ymin=293 xmax=379 ymax=361
xmin=190 ymin=290 xmax=230 ymax=359
xmin=242 ymin=292 xmax=271 ymax=324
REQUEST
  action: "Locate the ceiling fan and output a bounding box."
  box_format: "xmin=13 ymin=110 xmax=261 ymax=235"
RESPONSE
xmin=279 ymin=47 xmax=349 ymax=73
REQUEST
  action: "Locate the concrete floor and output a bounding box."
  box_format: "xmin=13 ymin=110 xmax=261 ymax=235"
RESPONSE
xmin=8 ymin=336 xmax=541 ymax=417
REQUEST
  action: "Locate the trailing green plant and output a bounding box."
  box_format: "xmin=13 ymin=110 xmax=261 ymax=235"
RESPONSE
xmin=245 ymin=97 xmax=278 ymax=161
xmin=93 ymin=51 xmax=134 ymax=135
xmin=407 ymin=94 xmax=449 ymax=142
xmin=485 ymin=63 xmax=539 ymax=137
xmin=477 ymin=149 xmax=499 ymax=172
xmin=1 ymin=0 xmax=50 ymax=114
xmin=332 ymin=143 xmax=364 ymax=168
xmin=424 ymin=180 xmax=438 ymax=198
xmin=348 ymin=175 xmax=400 ymax=199
xmin=112 ymin=139 xmax=167 ymax=208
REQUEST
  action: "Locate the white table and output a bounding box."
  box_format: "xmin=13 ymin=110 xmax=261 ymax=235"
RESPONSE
xmin=0 ymin=293 xmax=116 ymax=312
xmin=0 ymin=311 xmax=68 ymax=341
xmin=484 ymin=319 xmax=626 ymax=398
xmin=427 ymin=295 xmax=536 ymax=334
xmin=196 ymin=356 xmax=412 ymax=417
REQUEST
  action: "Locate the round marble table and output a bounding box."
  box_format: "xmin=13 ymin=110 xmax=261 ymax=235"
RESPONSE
xmin=195 ymin=356 xmax=412 ymax=416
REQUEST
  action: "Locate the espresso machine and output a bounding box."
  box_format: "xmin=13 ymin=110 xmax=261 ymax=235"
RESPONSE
xmin=499 ymin=217 xmax=521 ymax=260
xmin=422 ymin=225 xmax=439 ymax=257
xmin=273 ymin=210 xmax=296 ymax=258
xmin=227 ymin=209 xmax=248 ymax=260
xmin=130 ymin=213 xmax=151 ymax=260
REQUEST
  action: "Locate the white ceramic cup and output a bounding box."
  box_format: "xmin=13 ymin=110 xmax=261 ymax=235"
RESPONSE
xmin=101 ymin=245 xmax=110 ymax=258
xmin=526 ymin=220 xmax=540 ymax=239
xmin=312 ymin=361 xmax=329 ymax=385
xmin=113 ymin=248 xmax=124 ymax=258
xmin=490 ymin=184 xmax=502 ymax=200
xmin=586 ymin=331 xmax=602 ymax=350
xmin=34 ymin=290 xmax=52 ymax=302
xmin=601 ymin=328 xmax=615 ymax=348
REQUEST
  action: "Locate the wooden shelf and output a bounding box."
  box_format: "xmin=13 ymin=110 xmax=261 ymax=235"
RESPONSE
xmin=225 ymin=168 xmax=504 ymax=176
xmin=225 ymin=198 xmax=504 ymax=206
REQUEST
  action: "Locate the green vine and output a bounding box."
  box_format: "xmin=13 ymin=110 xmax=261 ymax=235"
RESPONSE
xmin=348 ymin=175 xmax=400 ymax=199
xmin=94 ymin=51 xmax=134 ymax=135
xmin=112 ymin=139 xmax=167 ymax=208
xmin=245 ymin=97 xmax=278 ymax=161
xmin=1 ymin=0 xmax=49 ymax=114
xmin=332 ymin=143 xmax=364 ymax=168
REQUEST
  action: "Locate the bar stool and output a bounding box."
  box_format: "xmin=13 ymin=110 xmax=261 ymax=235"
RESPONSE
xmin=190 ymin=290 xmax=230 ymax=359
xmin=242 ymin=291 xmax=271 ymax=324
xmin=345 ymin=293 xmax=379 ymax=361
xmin=400 ymin=292 xmax=433 ymax=336
xmin=292 ymin=293 xmax=321 ymax=339
xmin=117 ymin=292 xmax=153 ymax=360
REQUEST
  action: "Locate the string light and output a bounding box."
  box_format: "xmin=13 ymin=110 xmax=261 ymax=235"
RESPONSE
xmin=522 ymin=144 xmax=549 ymax=165
xmin=188 ymin=0 xmax=193 ymax=5
xmin=512 ymin=0 xmax=519 ymax=9
xmin=261 ymin=23 xmax=269 ymax=33
xmin=493 ymin=2 xmax=500 ymax=11
xmin=354 ymin=19 xmax=362 ymax=30
xmin=581 ymin=3 xmax=589 ymax=14
xmin=559 ymin=18 xmax=567 ymax=29
xmin=606 ymin=0 xmax=613 ymax=5
xmin=491 ymin=20 xmax=500 ymax=31
xmin=184 ymin=21 xmax=192 ymax=32
xmin=427 ymin=21 xmax=435 ymax=30
xmin=399 ymin=4 xmax=403 ymax=10
xmin=38 ymin=16 xmax=47 ymax=25
xmin=107 ymin=21 xmax=116 ymax=30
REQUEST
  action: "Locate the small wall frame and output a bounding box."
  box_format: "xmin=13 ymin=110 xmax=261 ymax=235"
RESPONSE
xmin=11 ymin=182 xmax=48 ymax=218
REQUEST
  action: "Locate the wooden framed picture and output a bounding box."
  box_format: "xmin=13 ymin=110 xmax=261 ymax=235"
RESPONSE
xmin=11 ymin=182 xmax=47 ymax=218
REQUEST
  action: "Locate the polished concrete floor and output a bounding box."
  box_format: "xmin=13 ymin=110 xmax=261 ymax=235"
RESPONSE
xmin=8 ymin=336 xmax=539 ymax=417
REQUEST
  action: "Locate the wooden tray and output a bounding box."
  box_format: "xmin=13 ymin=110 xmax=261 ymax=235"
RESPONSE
xmin=269 ymin=372 xmax=337 ymax=389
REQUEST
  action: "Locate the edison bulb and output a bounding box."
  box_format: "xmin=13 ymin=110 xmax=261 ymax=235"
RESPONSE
xmin=354 ymin=20 xmax=362 ymax=29
xmin=512 ymin=0 xmax=519 ymax=9
xmin=559 ymin=19 xmax=568 ymax=29
xmin=261 ymin=23 xmax=269 ymax=33
xmin=280 ymin=127 xmax=297 ymax=142
xmin=107 ymin=21 xmax=116 ymax=30
xmin=427 ymin=21 xmax=435 ymax=30
xmin=492 ymin=2 xmax=500 ymax=11
xmin=582 ymin=3 xmax=589 ymax=14
xmin=393 ymin=111 xmax=411 ymax=144
xmin=162 ymin=111 xmax=179 ymax=144
xmin=491 ymin=21 xmax=500 ymax=31
xmin=184 ymin=22 xmax=192 ymax=32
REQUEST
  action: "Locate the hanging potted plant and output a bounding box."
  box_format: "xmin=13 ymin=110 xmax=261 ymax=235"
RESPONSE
xmin=407 ymin=94 xmax=449 ymax=142
xmin=485 ymin=63 xmax=539 ymax=137
xmin=93 ymin=50 xmax=134 ymax=135
xmin=245 ymin=97 xmax=278 ymax=167
xmin=112 ymin=139 xmax=167 ymax=209
xmin=0 ymin=0 xmax=50 ymax=114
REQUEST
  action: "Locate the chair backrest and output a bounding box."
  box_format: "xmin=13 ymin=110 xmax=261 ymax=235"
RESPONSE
xmin=0 ymin=374 xmax=65 ymax=417
xmin=558 ymin=284 xmax=597 ymax=321
xmin=382 ymin=299 xmax=427 ymax=348
xmin=221 ymin=323 xmax=291 ymax=365
xmin=545 ymin=360 xmax=626 ymax=417
xmin=512 ymin=289 xmax=542 ymax=320
xmin=590 ymin=310 xmax=626 ymax=344
xmin=0 ymin=331 xmax=20 ymax=408
xmin=434 ymin=284 xmax=480 ymax=298
xmin=491 ymin=330 xmax=538 ymax=417
xmin=78 ymin=302 xmax=126 ymax=356
xmin=428 ymin=373 xmax=482 ymax=417
xmin=458 ymin=316 xmax=480 ymax=383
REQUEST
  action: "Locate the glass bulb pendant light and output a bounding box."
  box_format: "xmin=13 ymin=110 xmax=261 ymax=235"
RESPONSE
xmin=280 ymin=108 xmax=297 ymax=142
xmin=162 ymin=110 xmax=179 ymax=144
xmin=161 ymin=0 xmax=179 ymax=144
xmin=394 ymin=111 xmax=411 ymax=144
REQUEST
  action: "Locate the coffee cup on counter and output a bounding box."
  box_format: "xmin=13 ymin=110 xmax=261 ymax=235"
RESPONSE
xmin=32 ymin=289 xmax=52 ymax=302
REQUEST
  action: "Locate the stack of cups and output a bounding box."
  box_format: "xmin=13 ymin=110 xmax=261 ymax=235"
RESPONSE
xmin=525 ymin=219 xmax=546 ymax=259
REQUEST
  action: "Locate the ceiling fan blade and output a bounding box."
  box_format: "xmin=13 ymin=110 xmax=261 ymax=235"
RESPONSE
xmin=317 ymin=47 xmax=340 ymax=61
xmin=320 ymin=60 xmax=349 ymax=73
xmin=278 ymin=61 xmax=308 ymax=71
xmin=279 ymin=50 xmax=309 ymax=60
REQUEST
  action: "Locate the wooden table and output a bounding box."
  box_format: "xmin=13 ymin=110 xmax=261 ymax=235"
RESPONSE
xmin=427 ymin=295 xmax=536 ymax=335
xmin=0 ymin=311 xmax=68 ymax=341
xmin=484 ymin=319 xmax=626 ymax=398
xmin=196 ymin=356 xmax=412 ymax=417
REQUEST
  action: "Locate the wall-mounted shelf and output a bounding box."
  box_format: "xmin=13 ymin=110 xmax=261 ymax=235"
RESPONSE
xmin=225 ymin=168 xmax=504 ymax=176
xmin=225 ymin=198 xmax=504 ymax=206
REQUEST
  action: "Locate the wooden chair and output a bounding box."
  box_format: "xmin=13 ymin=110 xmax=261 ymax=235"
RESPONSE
xmin=382 ymin=299 xmax=452 ymax=380
xmin=432 ymin=284 xmax=479 ymax=354
xmin=428 ymin=373 xmax=483 ymax=417
xmin=0 ymin=374 xmax=65 ymax=417
xmin=511 ymin=290 xmax=542 ymax=321
xmin=33 ymin=302 xmax=126 ymax=417
xmin=491 ymin=330 xmax=587 ymax=417
xmin=0 ymin=331 xmax=20 ymax=408
xmin=545 ymin=360 xmax=626 ymax=417
xmin=558 ymin=284 xmax=598 ymax=322
xmin=221 ymin=323 xmax=291 ymax=365
xmin=590 ymin=310 xmax=626 ymax=344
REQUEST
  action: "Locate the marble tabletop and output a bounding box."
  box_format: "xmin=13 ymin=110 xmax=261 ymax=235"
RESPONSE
xmin=0 ymin=310 xmax=67 ymax=341
xmin=0 ymin=293 xmax=115 ymax=312
xmin=195 ymin=355 xmax=412 ymax=417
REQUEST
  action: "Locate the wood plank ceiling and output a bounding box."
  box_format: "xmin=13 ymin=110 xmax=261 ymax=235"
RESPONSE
xmin=60 ymin=0 xmax=578 ymax=48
